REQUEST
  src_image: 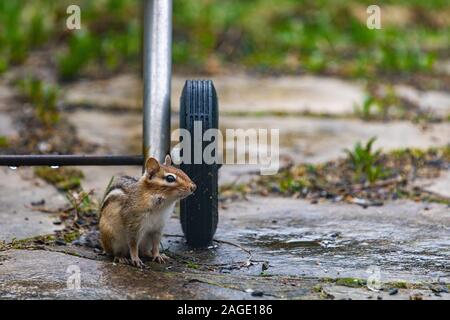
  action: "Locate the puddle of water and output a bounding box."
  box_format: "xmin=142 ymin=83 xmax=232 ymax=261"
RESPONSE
xmin=239 ymin=227 xmax=348 ymax=254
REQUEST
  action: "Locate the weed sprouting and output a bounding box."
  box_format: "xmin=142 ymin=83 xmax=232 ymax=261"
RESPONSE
xmin=65 ymin=189 xmax=98 ymax=222
xmin=354 ymin=85 xmax=405 ymax=121
xmin=345 ymin=137 xmax=386 ymax=183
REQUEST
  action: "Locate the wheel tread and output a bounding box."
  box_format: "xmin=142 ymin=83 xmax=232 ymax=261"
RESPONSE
xmin=179 ymin=79 xmax=218 ymax=247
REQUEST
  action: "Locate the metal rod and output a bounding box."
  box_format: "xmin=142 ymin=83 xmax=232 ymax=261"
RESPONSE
xmin=0 ymin=155 xmax=143 ymax=167
xmin=143 ymin=0 xmax=173 ymax=165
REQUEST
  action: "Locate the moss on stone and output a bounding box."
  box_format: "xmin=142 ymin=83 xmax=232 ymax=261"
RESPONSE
xmin=34 ymin=166 xmax=84 ymax=191
xmin=335 ymin=277 xmax=367 ymax=288
xmin=186 ymin=261 xmax=200 ymax=269
xmin=0 ymin=136 xmax=9 ymax=148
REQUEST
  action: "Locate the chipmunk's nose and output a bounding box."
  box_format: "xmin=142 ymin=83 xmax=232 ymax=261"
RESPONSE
xmin=190 ymin=184 xmax=197 ymax=192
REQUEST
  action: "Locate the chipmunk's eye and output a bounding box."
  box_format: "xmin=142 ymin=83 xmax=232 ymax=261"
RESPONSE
xmin=165 ymin=174 xmax=176 ymax=183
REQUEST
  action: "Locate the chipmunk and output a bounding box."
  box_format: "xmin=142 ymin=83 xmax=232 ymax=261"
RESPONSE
xmin=99 ymin=155 xmax=196 ymax=267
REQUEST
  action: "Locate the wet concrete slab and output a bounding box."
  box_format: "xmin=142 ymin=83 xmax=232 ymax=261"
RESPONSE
xmin=0 ymin=168 xmax=65 ymax=242
xmin=63 ymin=73 xmax=365 ymax=115
xmin=205 ymin=197 xmax=450 ymax=284
xmin=1 ymin=196 xmax=449 ymax=299
xmin=0 ymin=249 xmax=318 ymax=299
xmin=322 ymin=285 xmax=448 ymax=300
xmin=0 ymin=249 xmax=206 ymax=299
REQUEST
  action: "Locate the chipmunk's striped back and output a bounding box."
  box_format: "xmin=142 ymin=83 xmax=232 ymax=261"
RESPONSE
xmin=100 ymin=176 xmax=138 ymax=212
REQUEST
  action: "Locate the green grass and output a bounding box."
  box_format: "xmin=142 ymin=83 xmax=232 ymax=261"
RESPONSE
xmin=0 ymin=1 xmax=56 ymax=69
xmin=17 ymin=77 xmax=60 ymax=126
xmin=172 ymin=0 xmax=448 ymax=76
xmin=0 ymin=0 xmax=448 ymax=79
xmin=57 ymin=31 xmax=100 ymax=81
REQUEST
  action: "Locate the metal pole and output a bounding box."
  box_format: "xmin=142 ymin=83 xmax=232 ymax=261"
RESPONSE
xmin=143 ymin=0 xmax=173 ymax=166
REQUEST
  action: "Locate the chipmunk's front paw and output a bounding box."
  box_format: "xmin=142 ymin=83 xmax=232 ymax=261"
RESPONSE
xmin=152 ymin=253 xmax=169 ymax=264
xmin=114 ymin=257 xmax=130 ymax=265
xmin=131 ymin=257 xmax=145 ymax=268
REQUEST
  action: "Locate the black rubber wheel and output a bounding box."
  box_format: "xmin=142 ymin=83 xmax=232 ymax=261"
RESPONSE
xmin=179 ymin=80 xmax=219 ymax=247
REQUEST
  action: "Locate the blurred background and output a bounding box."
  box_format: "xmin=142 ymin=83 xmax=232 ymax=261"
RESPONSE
xmin=0 ymin=0 xmax=448 ymax=78
xmin=0 ymin=0 xmax=449 ymax=190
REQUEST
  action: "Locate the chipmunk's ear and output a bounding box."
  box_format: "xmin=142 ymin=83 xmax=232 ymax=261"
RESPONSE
xmin=145 ymin=157 xmax=160 ymax=178
xmin=164 ymin=154 xmax=172 ymax=166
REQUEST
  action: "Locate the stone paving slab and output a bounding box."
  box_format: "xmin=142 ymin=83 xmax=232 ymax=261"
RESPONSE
xmin=0 ymin=168 xmax=65 ymax=242
xmin=415 ymin=170 xmax=450 ymax=199
xmin=322 ymin=285 xmax=447 ymax=300
xmin=0 ymin=249 xmax=318 ymax=299
xmin=220 ymin=116 xmax=450 ymax=164
xmin=0 ymin=83 xmax=17 ymax=136
xmin=0 ymin=115 xmax=14 ymax=137
xmin=63 ymin=73 xmax=450 ymax=118
xmin=63 ymin=74 xmax=365 ymax=115
xmin=69 ymin=110 xmax=142 ymax=155
xmin=68 ymin=109 xmax=450 ymax=187
xmin=0 ymin=249 xmax=208 ymax=299
xmin=80 ymin=166 xmax=140 ymax=197
xmin=0 ymin=83 xmax=15 ymax=112
xmin=395 ymin=84 xmax=450 ymax=118
xmin=202 ymin=197 xmax=450 ymax=284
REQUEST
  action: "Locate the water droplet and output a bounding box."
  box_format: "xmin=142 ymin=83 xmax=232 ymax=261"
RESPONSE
xmin=8 ymin=166 xmax=17 ymax=170
xmin=50 ymin=165 xmax=59 ymax=169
